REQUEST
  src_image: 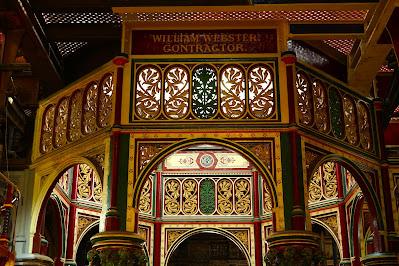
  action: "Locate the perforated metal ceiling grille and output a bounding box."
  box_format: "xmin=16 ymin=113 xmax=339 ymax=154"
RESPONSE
xmin=42 ymin=12 xmax=121 ymax=24
xmin=131 ymin=10 xmax=368 ymax=22
xmin=56 ymin=42 xmax=88 ymax=57
xmin=379 ymin=65 xmax=394 ymax=73
xmin=323 ymin=39 xmax=355 ymax=55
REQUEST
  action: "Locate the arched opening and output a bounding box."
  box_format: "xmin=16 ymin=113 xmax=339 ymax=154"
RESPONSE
xmin=136 ymin=142 xmax=273 ymax=265
xmin=311 ymin=223 xmax=340 ymax=266
xmin=76 ymin=224 xmax=99 ymax=266
xmin=307 ymin=157 xmax=382 ymax=265
xmin=168 ymin=232 xmax=249 ymax=266
xmin=33 ymin=162 xmax=102 ymax=264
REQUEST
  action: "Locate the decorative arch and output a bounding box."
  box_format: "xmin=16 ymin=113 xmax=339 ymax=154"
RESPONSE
xmin=164 ymin=227 xmax=251 ymax=266
xmin=31 ymin=157 xmax=102 ymax=253
xmin=308 ymin=154 xmax=383 ymax=230
xmin=75 ymin=220 xmax=100 ymax=259
xmin=132 ymin=138 xmax=278 ymax=211
xmin=311 ymin=218 xmax=342 ymax=259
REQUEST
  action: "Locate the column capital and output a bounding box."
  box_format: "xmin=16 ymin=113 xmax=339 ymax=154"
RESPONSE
xmin=281 ymin=51 xmax=297 ymax=65
xmin=361 ymin=252 xmax=399 ymax=265
xmin=112 ymin=53 xmax=129 ymax=66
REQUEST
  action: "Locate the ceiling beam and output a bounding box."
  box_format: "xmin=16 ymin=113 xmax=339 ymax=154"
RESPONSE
xmin=347 ymin=0 xmax=397 ymax=95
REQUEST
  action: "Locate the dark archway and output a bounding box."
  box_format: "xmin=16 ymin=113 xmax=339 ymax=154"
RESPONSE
xmin=168 ymin=232 xmax=249 ymax=266
xmin=76 ymin=224 xmax=99 ymax=266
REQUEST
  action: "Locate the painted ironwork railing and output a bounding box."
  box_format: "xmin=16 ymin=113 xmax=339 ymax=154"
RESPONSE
xmin=131 ymin=60 xmax=279 ymax=122
xmin=296 ymin=63 xmax=375 ymax=154
xmin=37 ymin=64 xmax=116 ymax=155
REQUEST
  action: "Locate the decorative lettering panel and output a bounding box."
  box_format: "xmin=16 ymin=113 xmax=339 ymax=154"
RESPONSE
xmin=132 ymin=61 xmax=277 ymax=122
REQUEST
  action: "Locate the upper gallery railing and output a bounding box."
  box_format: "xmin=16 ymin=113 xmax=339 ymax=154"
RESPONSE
xmin=36 ymin=63 xmax=116 ymax=157
xmin=130 ymin=60 xmax=280 ymax=123
xmin=295 ymin=63 xmax=376 ymax=155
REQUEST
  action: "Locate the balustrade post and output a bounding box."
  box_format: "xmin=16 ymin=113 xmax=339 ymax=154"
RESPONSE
xmin=89 ymin=55 xmax=146 ymax=266
xmin=265 ymin=51 xmax=321 ymax=265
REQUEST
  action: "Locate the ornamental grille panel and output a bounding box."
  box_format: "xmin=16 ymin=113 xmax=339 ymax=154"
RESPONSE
xmin=132 ymin=61 xmax=277 ymax=122
xmin=308 ymin=161 xmax=338 ymax=204
xmin=296 ymin=65 xmax=374 ymax=153
xmin=39 ymin=71 xmax=115 ymax=155
xmin=76 ymin=164 xmax=103 ymax=203
xmin=162 ymin=176 xmax=253 ymax=216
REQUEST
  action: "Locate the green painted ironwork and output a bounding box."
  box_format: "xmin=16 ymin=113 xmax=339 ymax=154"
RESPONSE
xmin=192 ymin=65 xmax=218 ymax=119
xmin=199 ymin=178 xmax=215 ymax=214
xmin=329 ymin=88 xmax=344 ymax=139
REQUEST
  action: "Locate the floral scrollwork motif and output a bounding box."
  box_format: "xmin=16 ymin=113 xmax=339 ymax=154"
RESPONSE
xmin=248 ymin=64 xmax=275 ymax=118
xmin=77 ymin=164 xmax=93 ymax=200
xmin=92 ymin=171 xmax=102 ymax=203
xmin=240 ymin=142 xmax=272 ymax=171
xmin=167 ymin=230 xmax=189 ymax=250
xmin=234 ymin=179 xmax=251 ymax=215
xmin=322 ymin=162 xmax=337 ymax=199
xmin=192 ymin=65 xmax=218 ymax=119
xmin=263 ymin=180 xmax=272 ymax=214
xmin=40 ymin=105 xmax=55 ymax=153
xmin=164 ymin=66 xmax=189 ymax=119
xmin=54 ymin=98 xmax=69 ymax=148
xmin=309 ymin=167 xmax=323 ymax=203
xmin=136 ymin=66 xmax=162 ymax=119
xmin=329 ymin=88 xmax=344 ymax=139
xmin=77 ymin=216 xmax=97 ymax=240
xmin=67 ymin=90 xmax=83 ymax=142
xmin=343 ymin=95 xmax=358 ymax=145
xmin=318 ymin=215 xmax=338 ymax=237
xmin=228 ymin=230 xmax=249 ymax=250
xmin=357 ymin=102 xmax=372 ymax=151
xmin=220 ymin=65 xmax=246 ymax=119
xmin=182 ymin=179 xmax=198 ymax=215
xmin=217 ymin=179 xmax=233 ymax=215
xmin=164 ymin=179 xmax=181 ymax=215
xmin=139 ymin=177 xmax=152 ymax=214
xmin=98 ymin=73 xmax=114 ymax=128
xmin=138 ymin=143 xmax=170 ymax=172
xmin=312 ymin=80 xmax=329 ymax=132
xmin=82 ymin=83 xmax=99 ymax=134
xmin=296 ymin=72 xmax=313 ymax=125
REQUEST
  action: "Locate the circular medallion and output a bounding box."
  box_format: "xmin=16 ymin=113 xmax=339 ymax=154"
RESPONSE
xmin=199 ymin=154 xmax=215 ymax=168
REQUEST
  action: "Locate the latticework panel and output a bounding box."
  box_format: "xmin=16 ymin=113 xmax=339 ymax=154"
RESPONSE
xmin=133 ymin=61 xmax=277 ymax=122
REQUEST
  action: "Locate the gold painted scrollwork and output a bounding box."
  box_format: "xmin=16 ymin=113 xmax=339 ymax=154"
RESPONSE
xmin=92 ymin=171 xmax=102 ymax=203
xmin=98 ymin=73 xmax=114 ymax=128
xmin=58 ymin=171 xmax=69 ymax=193
xmin=139 ymin=177 xmax=152 ymax=214
xmin=357 ymin=102 xmax=372 ymax=151
xmin=228 ymin=230 xmax=249 ymax=250
xmin=234 ymin=179 xmax=251 ymax=215
xmin=322 ymin=162 xmax=338 ymax=199
xmin=263 ymin=180 xmax=272 ymax=214
xmin=54 ymin=98 xmax=69 ymax=148
xmin=312 ymin=80 xmax=329 ymax=132
xmin=136 ymin=66 xmax=162 ymax=119
xmin=220 ymin=65 xmax=246 ymax=119
xmin=182 ymin=179 xmax=198 ymax=215
xmin=82 ymin=83 xmax=99 ymax=134
xmin=68 ymin=90 xmax=83 ymax=142
xmin=217 ymin=179 xmax=233 ymax=215
xmin=296 ymin=72 xmax=313 ymax=125
xmin=343 ymin=95 xmax=358 ymax=145
xmin=248 ymin=64 xmax=275 ymax=118
xmin=40 ymin=105 xmax=55 ymax=153
xmin=77 ymin=164 xmax=93 ymax=200
xmin=164 ymin=66 xmax=189 ymax=119
xmin=164 ymin=179 xmax=181 ymax=215
xmin=309 ymin=167 xmax=323 ymax=203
